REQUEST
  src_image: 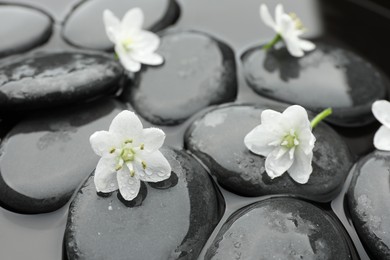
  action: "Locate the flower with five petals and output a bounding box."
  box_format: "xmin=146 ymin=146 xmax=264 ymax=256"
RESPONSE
xmin=244 ymin=105 xmax=316 ymax=184
xmin=103 ymin=8 xmax=164 ymax=72
xmin=260 ymin=4 xmax=315 ymax=57
xmin=90 ymin=110 xmax=171 ymax=201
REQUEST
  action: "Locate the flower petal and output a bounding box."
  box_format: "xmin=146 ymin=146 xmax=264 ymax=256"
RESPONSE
xmin=109 ymin=110 xmax=143 ymax=140
xmin=244 ymin=124 xmax=281 ymax=157
xmin=94 ymin=157 xmax=118 ymax=193
xmin=260 ymin=4 xmax=276 ymax=30
xmin=372 ymin=100 xmax=390 ymax=128
xmin=90 ymin=131 xmax=121 ymax=156
xmin=288 ymin=147 xmax=313 ymax=184
xmin=121 ymin=7 xmax=144 ymax=33
xmin=297 ymin=128 xmax=316 ymax=155
xmin=137 ymin=151 xmax=171 ymax=182
xmin=139 ymin=128 xmax=166 ymax=152
xmin=279 ymin=13 xmax=295 ymax=35
xmin=299 ymin=39 xmax=316 ymax=51
xmin=282 ymin=105 xmax=311 ymax=131
xmin=265 ymin=147 xmax=294 ymax=179
xmin=132 ymin=31 xmax=161 ymax=53
xmin=117 ymin=167 xmax=141 ymax=201
xmin=261 ymin=109 xmax=283 ymax=125
xmin=115 ymin=45 xmax=142 ymax=72
xmin=131 ymin=52 xmax=163 ymax=66
xmin=275 ymin=4 xmax=285 ymax=29
xmin=284 ymin=36 xmax=304 ymax=57
xmin=103 ymin=9 xmax=121 ymax=43
xmin=374 ymin=125 xmax=390 ymax=151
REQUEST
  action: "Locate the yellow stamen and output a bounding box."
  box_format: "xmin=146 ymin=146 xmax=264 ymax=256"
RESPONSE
xmin=124 ymin=139 xmax=133 ymax=144
xmin=109 ymin=148 xmax=116 ymax=154
xmin=130 ymin=170 xmax=135 ymax=177
xmin=289 ymin=12 xmax=305 ymax=31
xmin=142 ymin=161 xmax=147 ymax=170
xmin=140 ymin=144 xmax=144 ymax=150
xmin=115 ymin=165 xmax=122 ymax=171
xmin=122 ymin=38 xmax=133 ymax=51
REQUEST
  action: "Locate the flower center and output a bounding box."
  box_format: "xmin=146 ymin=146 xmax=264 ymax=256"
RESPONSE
xmin=289 ymin=13 xmax=304 ymax=31
xmin=121 ymin=147 xmax=135 ymax=162
xmin=110 ymin=140 xmax=146 ymax=176
xmin=281 ymin=130 xmax=299 ymax=149
xmin=122 ymin=37 xmax=133 ymax=51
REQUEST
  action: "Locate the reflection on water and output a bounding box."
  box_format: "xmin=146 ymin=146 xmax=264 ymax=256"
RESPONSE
xmin=0 ymin=205 xmax=67 ymax=260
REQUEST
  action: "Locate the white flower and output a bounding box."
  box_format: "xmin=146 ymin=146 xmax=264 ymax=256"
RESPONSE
xmin=244 ymin=105 xmax=316 ymax=184
xmin=103 ymin=8 xmax=164 ymax=72
xmin=90 ymin=110 xmax=171 ymax=201
xmin=260 ymin=4 xmax=315 ymax=57
xmin=372 ymin=100 xmax=390 ymax=151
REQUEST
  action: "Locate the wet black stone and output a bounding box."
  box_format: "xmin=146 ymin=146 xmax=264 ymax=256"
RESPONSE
xmin=185 ymin=104 xmax=354 ymax=202
xmin=347 ymin=151 xmax=390 ymax=259
xmin=65 ymin=148 xmax=223 ymax=260
xmin=241 ymin=43 xmax=389 ymax=127
xmin=205 ymin=197 xmax=353 ymax=259
xmin=0 ymin=5 xmax=52 ymax=58
xmin=9 ymin=0 xmax=81 ymax=22
xmin=122 ymin=30 xmax=237 ymax=126
xmin=0 ymin=99 xmax=125 ymax=214
xmin=63 ymin=0 xmax=179 ymax=50
xmin=0 ymin=51 xmax=123 ymax=112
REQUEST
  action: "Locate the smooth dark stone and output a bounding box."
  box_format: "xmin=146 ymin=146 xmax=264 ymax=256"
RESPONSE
xmin=0 ymin=118 xmax=15 ymax=141
xmin=0 ymin=99 xmax=125 ymax=214
xmin=0 ymin=51 xmax=123 ymax=112
xmin=9 ymin=0 xmax=81 ymax=22
xmin=63 ymin=0 xmax=179 ymax=50
xmin=0 ymin=5 xmax=52 ymax=58
xmin=241 ymin=43 xmax=389 ymax=127
xmin=205 ymin=197 xmax=353 ymax=259
xmin=122 ymin=30 xmax=237 ymax=126
xmin=347 ymin=151 xmax=390 ymax=259
xmin=65 ymin=148 xmax=223 ymax=260
xmin=185 ymin=104 xmax=354 ymax=202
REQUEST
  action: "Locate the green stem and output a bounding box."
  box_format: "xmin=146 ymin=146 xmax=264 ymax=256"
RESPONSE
xmin=310 ymin=108 xmax=332 ymax=129
xmin=262 ymin=34 xmax=282 ymax=50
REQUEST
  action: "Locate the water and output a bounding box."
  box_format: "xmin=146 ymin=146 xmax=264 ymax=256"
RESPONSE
xmin=1 ymin=0 xmax=388 ymax=259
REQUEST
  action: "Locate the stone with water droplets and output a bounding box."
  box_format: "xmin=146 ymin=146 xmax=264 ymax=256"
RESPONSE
xmin=347 ymin=151 xmax=390 ymax=259
xmin=0 ymin=5 xmax=52 ymax=58
xmin=65 ymin=148 xmax=223 ymax=260
xmin=0 ymin=51 xmax=123 ymax=113
xmin=205 ymin=197 xmax=354 ymax=259
xmin=122 ymin=30 xmax=237 ymax=125
xmin=185 ymin=104 xmax=354 ymax=202
xmin=0 ymin=99 xmax=125 ymax=213
xmin=63 ymin=0 xmax=179 ymax=50
xmin=241 ymin=43 xmax=389 ymax=127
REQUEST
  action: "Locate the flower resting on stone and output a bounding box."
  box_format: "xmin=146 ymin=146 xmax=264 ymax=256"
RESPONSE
xmin=372 ymin=100 xmax=390 ymax=151
xmin=260 ymin=4 xmax=315 ymax=57
xmin=90 ymin=110 xmax=171 ymax=201
xmin=103 ymin=8 xmax=164 ymax=72
xmin=244 ymin=105 xmax=332 ymax=184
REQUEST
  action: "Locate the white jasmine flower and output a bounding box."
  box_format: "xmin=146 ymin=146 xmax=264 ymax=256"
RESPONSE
xmin=90 ymin=110 xmax=171 ymax=201
xmin=260 ymin=4 xmax=315 ymax=57
xmin=372 ymin=100 xmax=390 ymax=151
xmin=103 ymin=8 xmax=164 ymax=72
xmin=244 ymin=105 xmax=316 ymax=184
